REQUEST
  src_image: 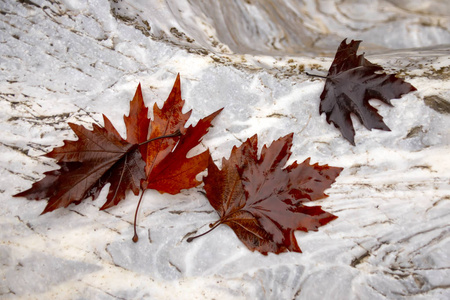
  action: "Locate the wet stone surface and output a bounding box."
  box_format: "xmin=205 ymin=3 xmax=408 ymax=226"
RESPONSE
xmin=1 ymin=0 xmax=449 ymax=299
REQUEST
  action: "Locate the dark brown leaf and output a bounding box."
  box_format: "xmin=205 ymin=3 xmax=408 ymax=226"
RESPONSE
xmin=14 ymin=85 xmax=149 ymax=213
xmin=318 ymin=39 xmax=417 ymax=145
xmin=194 ymin=133 xmax=343 ymax=255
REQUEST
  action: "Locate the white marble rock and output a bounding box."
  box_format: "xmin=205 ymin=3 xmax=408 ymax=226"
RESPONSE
xmin=0 ymin=0 xmax=449 ymax=299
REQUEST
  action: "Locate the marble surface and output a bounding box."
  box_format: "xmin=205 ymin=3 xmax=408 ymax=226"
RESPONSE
xmin=1 ymin=0 xmax=449 ymax=299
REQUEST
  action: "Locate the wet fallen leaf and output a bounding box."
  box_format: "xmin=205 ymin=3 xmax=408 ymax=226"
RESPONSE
xmin=188 ymin=133 xmax=342 ymax=254
xmin=14 ymin=85 xmax=151 ymax=214
xmin=310 ymin=39 xmax=417 ymax=145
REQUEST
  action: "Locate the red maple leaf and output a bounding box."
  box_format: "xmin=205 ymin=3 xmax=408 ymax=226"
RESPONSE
xmin=310 ymin=39 xmax=417 ymax=145
xmin=140 ymin=75 xmax=222 ymax=194
xmin=131 ymin=74 xmax=222 ymax=241
xmin=188 ymin=133 xmax=343 ymax=255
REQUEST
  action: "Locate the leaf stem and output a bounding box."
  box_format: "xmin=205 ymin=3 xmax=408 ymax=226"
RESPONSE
xmin=186 ymin=221 xmax=223 ymax=243
xmin=138 ymin=129 xmax=182 ymax=146
xmin=132 ymin=130 xmax=182 ymax=242
xmin=132 ymin=191 xmax=145 ymax=243
xmin=305 ymin=72 xmax=329 ymax=79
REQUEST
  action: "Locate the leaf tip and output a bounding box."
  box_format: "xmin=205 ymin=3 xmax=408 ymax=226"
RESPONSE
xmin=213 ymin=107 xmax=225 ymax=118
xmin=40 ymin=205 xmax=53 ymax=215
xmin=12 ymin=190 xmax=24 ymax=198
xmin=206 ymin=107 xmax=224 ymax=121
xmin=135 ymin=83 xmax=143 ymax=99
xmin=174 ymin=73 xmax=181 ymax=87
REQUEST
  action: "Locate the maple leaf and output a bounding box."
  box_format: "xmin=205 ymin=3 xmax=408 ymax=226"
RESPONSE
xmin=13 ymin=84 xmax=163 ymax=214
xmin=130 ymin=74 xmax=222 ymax=241
xmin=140 ymin=74 xmax=222 ymax=194
xmin=188 ymin=133 xmax=343 ymax=255
xmin=309 ymin=38 xmax=417 ymax=145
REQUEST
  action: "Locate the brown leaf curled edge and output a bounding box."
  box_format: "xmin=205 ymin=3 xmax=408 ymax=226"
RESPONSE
xmin=189 ymin=133 xmax=343 ymax=255
xmin=315 ymin=38 xmax=417 ymax=145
